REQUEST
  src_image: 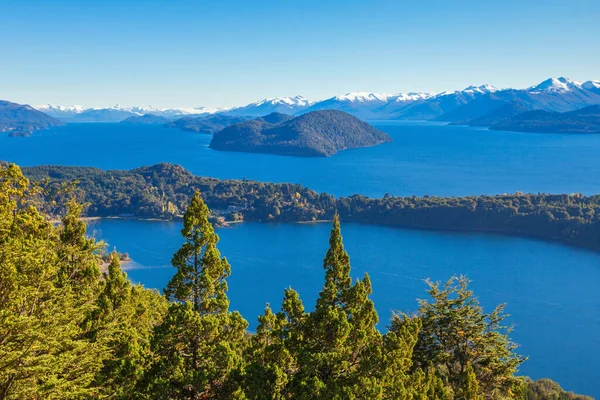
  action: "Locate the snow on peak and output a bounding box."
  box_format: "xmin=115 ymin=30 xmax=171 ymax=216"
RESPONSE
xmin=333 ymin=92 xmax=395 ymax=102
xmin=528 ymin=77 xmax=582 ymax=93
xmin=253 ymin=95 xmax=312 ymax=107
xmin=582 ymin=80 xmax=600 ymax=90
xmin=35 ymin=104 xmax=85 ymax=113
xmin=435 ymin=84 xmax=498 ymax=98
xmin=388 ymin=92 xmax=434 ymax=103
xmin=462 ymin=84 xmax=499 ymax=94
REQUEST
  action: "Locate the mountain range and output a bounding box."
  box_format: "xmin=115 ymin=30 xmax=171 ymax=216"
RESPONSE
xmin=13 ymin=77 xmax=600 ymax=129
xmin=35 ymin=104 xmax=224 ymax=121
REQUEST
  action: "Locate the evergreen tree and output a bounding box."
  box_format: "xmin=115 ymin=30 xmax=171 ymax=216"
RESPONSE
xmin=98 ymin=251 xmax=131 ymax=312
xmin=57 ymin=198 xmax=101 ymax=290
xmin=413 ymin=276 xmax=526 ymax=399
xmin=289 ymin=215 xmax=383 ymax=399
xmin=91 ymin=252 xmax=168 ymax=399
xmin=1 ymin=163 xmax=592 ymax=399
xmin=145 ymin=191 xmax=248 ymax=399
xmin=0 ymin=164 xmax=108 ymax=399
xmin=242 ymin=288 xmax=308 ymax=400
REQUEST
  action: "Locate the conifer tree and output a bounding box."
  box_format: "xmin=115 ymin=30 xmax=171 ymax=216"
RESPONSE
xmin=0 ymin=164 xmax=108 ymax=399
xmin=290 ymin=215 xmax=383 ymax=398
xmin=165 ymin=191 xmax=231 ymax=314
xmin=90 ymin=252 xmax=168 ymax=399
xmin=57 ymin=198 xmax=101 ymax=290
xmin=146 ymin=191 xmax=248 ymax=399
xmin=98 ymin=251 xmax=131 ymax=312
xmin=413 ymin=276 xmax=526 ymax=398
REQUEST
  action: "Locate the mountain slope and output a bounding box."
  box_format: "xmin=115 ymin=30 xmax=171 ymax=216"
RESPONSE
xmin=210 ymin=110 xmax=391 ymax=157
xmin=305 ymin=92 xmax=402 ymax=119
xmin=459 ymin=100 xmax=533 ymax=126
xmin=224 ymin=96 xmax=312 ymax=117
xmin=443 ymin=78 xmax=600 ymax=124
xmin=73 ymin=107 xmax=139 ymax=122
xmin=35 ymin=104 xmax=85 ymax=119
xmin=387 ymin=85 xmax=498 ymax=120
xmin=490 ymin=105 xmax=600 ymax=133
xmin=35 ymin=104 xmax=223 ymax=121
xmin=121 ymin=114 xmax=171 ymax=125
xmin=1 ymin=100 xmax=65 ymax=136
xmin=582 ymin=80 xmax=600 ymax=95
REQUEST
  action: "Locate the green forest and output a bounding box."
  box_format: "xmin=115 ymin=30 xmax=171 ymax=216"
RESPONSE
xmin=0 ymin=163 xmax=592 ymax=399
xmin=23 ymin=163 xmax=600 ymax=252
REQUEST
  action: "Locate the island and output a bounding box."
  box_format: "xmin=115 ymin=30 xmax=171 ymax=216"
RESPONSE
xmin=164 ymin=114 xmax=251 ymax=134
xmin=490 ymin=105 xmax=600 ymax=133
xmin=120 ymin=113 xmax=171 ymax=125
xmin=20 ymin=163 xmax=600 ymax=253
xmin=209 ymin=110 xmax=392 ymax=157
xmin=1 ymin=100 xmax=65 ymax=136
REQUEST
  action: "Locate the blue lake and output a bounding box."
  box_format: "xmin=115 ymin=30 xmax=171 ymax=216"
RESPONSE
xmin=1 ymin=122 xmax=600 ymax=396
xmin=2 ymin=122 xmax=600 ymax=197
xmin=90 ymin=219 xmax=600 ymax=398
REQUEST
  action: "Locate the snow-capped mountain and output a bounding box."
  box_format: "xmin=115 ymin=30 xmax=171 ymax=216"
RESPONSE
xmin=527 ymin=77 xmax=582 ymax=93
xmin=387 ymin=92 xmax=435 ymax=103
xmin=433 ymin=84 xmax=499 ymax=99
xmin=34 ymin=104 xmax=223 ymax=121
xmin=439 ymin=77 xmax=600 ymax=123
xmin=30 ymin=77 xmax=600 ymax=124
xmin=305 ymin=92 xmax=396 ymax=119
xmin=380 ymin=84 xmax=498 ymax=120
xmin=305 ymin=92 xmax=437 ymax=119
xmin=35 ymin=104 xmax=85 ymax=119
xmin=330 ymin=92 xmax=396 ymax=103
xmin=224 ymin=96 xmax=312 ymax=117
xmin=582 ymin=80 xmax=600 ymax=95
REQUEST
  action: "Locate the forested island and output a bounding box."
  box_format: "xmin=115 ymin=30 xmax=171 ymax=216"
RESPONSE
xmin=22 ymin=163 xmax=600 ymax=252
xmin=209 ymin=110 xmax=392 ymax=157
xmin=0 ymin=163 xmax=591 ymax=399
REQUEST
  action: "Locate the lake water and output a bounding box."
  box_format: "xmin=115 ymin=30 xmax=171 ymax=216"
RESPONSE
xmin=90 ymin=219 xmax=600 ymax=397
xmin=2 ymin=122 xmax=600 ymax=197
xmin=1 ymin=122 xmax=600 ymax=396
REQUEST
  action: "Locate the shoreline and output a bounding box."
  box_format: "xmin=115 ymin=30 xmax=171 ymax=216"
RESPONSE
xmin=75 ymin=215 xmax=600 ymax=254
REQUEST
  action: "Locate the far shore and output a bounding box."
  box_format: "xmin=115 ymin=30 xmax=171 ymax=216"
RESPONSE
xmin=50 ymin=215 xmax=599 ymax=254
xmin=52 ymin=215 xmax=334 ymax=227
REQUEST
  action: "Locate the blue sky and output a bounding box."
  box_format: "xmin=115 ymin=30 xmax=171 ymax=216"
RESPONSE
xmin=1 ymin=0 xmax=599 ymax=108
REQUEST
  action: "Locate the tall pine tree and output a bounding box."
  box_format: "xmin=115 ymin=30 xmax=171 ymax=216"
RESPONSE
xmin=145 ymin=191 xmax=248 ymax=399
xmin=289 ymin=215 xmax=383 ymax=399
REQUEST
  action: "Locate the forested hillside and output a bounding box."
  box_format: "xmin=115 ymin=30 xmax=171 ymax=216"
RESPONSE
xmin=0 ymin=163 xmax=591 ymax=399
xmin=22 ymin=163 xmax=600 ymax=252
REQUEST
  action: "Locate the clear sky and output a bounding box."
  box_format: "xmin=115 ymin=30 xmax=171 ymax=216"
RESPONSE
xmin=1 ymin=0 xmax=599 ymax=108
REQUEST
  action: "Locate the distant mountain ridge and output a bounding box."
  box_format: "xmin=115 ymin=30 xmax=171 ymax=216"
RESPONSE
xmin=224 ymin=96 xmax=312 ymax=117
xmin=210 ymin=110 xmax=392 ymax=157
xmin=1 ymin=100 xmax=65 ymax=136
xmin=121 ymin=114 xmax=171 ymax=125
xmin=490 ymin=105 xmax=600 ymax=134
xmin=164 ymin=115 xmax=253 ymax=134
xmin=31 ymin=76 xmax=600 ymax=124
xmin=35 ymin=104 xmax=224 ymax=121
